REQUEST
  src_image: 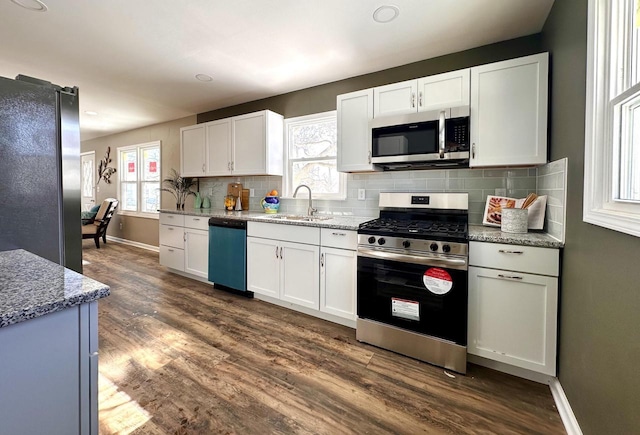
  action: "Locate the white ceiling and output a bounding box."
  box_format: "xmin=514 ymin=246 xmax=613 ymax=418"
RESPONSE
xmin=0 ymin=0 xmax=554 ymax=141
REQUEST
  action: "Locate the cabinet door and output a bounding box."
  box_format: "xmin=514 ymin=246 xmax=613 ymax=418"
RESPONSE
xmin=470 ymin=53 xmax=548 ymax=167
xmin=247 ymin=237 xmax=280 ymax=298
xmin=159 ymin=245 xmax=185 ymax=271
xmin=180 ymin=124 xmax=206 ymax=176
xmin=337 ymin=89 xmax=376 ymax=172
xmin=373 ymin=80 xmax=418 ymax=117
xmin=184 ymin=228 xmax=209 ymax=278
xmin=417 ymin=69 xmax=470 ymax=112
xmin=468 ymin=266 xmax=558 ymax=375
xmin=280 ymin=241 xmax=320 ymax=310
xmin=232 ymin=111 xmax=266 ymax=175
xmin=320 ymin=247 xmax=356 ymax=320
xmin=206 ymin=119 xmax=232 ymax=176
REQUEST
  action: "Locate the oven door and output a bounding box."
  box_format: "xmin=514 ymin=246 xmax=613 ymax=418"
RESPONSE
xmin=357 ymin=248 xmax=468 ymax=346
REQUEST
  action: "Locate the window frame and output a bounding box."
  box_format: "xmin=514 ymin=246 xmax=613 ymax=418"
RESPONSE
xmin=116 ymin=140 xmax=161 ymax=220
xmin=584 ymin=0 xmax=640 ymax=237
xmin=283 ymin=110 xmax=346 ymax=200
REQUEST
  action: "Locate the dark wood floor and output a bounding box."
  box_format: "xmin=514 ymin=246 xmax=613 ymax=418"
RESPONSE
xmin=82 ymin=240 xmax=565 ymax=435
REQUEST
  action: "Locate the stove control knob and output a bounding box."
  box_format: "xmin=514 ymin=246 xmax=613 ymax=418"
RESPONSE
xmin=430 ymin=243 xmax=438 ymax=252
xmin=402 ymin=240 xmax=411 ymax=249
xmin=442 ymin=244 xmax=451 ymax=253
xmin=368 ymin=236 xmax=376 ymax=244
xmin=377 ymin=238 xmax=386 ymax=246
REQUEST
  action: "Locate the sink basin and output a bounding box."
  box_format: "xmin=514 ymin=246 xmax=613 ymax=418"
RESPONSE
xmin=268 ymin=215 xmax=332 ymax=222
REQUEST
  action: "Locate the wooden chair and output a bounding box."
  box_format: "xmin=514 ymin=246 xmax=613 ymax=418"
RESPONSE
xmin=82 ymin=198 xmax=118 ymax=248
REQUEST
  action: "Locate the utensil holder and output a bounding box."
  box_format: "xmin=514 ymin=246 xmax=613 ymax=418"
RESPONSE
xmin=501 ymin=208 xmax=528 ymax=234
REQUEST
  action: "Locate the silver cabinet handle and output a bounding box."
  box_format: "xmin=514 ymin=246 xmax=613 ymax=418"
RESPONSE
xmin=168 ymin=248 xmax=174 ymax=252
xmin=168 ymin=227 xmax=174 ymax=230
xmin=472 ymin=143 xmax=476 ymax=159
xmin=498 ymin=249 xmax=524 ymax=254
xmin=193 ymin=218 xmax=200 ymax=221
xmin=332 ymin=232 xmax=346 ymax=236
xmin=368 ymin=150 xmax=372 ymax=164
xmin=167 ymin=215 xmax=173 ymax=218
xmin=438 ymin=110 xmax=446 ymax=158
xmin=411 ymin=92 xmax=416 ymax=108
xmin=275 ymin=246 xmax=279 ymax=259
xmin=280 ymin=247 xmax=283 ymax=259
xmin=202 ymin=163 xmax=205 ymax=172
xmin=228 ymin=161 xmax=231 ymax=171
xmin=418 ymin=91 xmax=423 ymax=107
xmin=320 ymin=253 xmax=324 ymax=267
xmin=184 ymin=233 xmax=187 ymax=242
xmin=498 ymin=274 xmax=523 ymax=280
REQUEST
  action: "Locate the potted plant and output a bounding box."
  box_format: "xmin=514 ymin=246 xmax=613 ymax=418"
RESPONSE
xmin=160 ymin=169 xmax=197 ymax=210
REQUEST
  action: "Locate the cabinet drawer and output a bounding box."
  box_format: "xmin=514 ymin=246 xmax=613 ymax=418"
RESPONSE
xmin=469 ymin=241 xmax=559 ymax=276
xmin=248 ymin=221 xmax=320 ymax=245
xmin=160 ymin=213 xmax=185 ymax=227
xmin=184 ymin=215 xmax=209 ymax=230
xmin=159 ymin=224 xmax=184 ymax=249
xmin=320 ymin=228 xmax=357 ymax=250
xmin=159 ymin=245 xmax=185 ymax=270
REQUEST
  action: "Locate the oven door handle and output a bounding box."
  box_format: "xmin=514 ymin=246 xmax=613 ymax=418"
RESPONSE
xmin=358 ymin=248 xmax=468 ymax=271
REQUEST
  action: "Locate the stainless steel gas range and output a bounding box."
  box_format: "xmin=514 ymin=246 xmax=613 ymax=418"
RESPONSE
xmin=356 ymin=192 xmax=469 ymax=374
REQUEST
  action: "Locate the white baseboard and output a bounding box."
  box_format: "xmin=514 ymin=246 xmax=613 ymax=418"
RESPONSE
xmin=550 ymin=378 xmax=583 ymax=435
xmin=105 ymin=236 xmax=159 ymax=253
xmin=254 ymin=294 xmax=356 ymax=329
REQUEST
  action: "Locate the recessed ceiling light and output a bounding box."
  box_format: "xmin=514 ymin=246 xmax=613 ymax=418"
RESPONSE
xmin=195 ymin=74 xmax=213 ymax=82
xmin=373 ymin=5 xmax=399 ymax=23
xmin=84 ymin=111 xmax=98 ymax=116
xmin=10 ymin=0 xmax=48 ymax=12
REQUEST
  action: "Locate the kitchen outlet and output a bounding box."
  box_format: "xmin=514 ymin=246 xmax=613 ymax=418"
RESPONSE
xmin=358 ymin=189 xmax=366 ymax=200
xmin=119 ymin=222 xmax=123 ymax=230
xmin=495 ymin=188 xmax=507 ymax=196
xmin=250 ymin=188 xmax=255 ymax=197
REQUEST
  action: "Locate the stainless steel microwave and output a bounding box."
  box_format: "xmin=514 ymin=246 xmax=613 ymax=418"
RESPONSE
xmin=370 ymin=106 xmax=470 ymax=170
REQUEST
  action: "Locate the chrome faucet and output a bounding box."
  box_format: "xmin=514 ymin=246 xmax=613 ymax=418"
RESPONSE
xmin=293 ymin=184 xmax=317 ymax=216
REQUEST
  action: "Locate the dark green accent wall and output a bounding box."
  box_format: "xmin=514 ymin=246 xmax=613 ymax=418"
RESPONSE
xmin=542 ymin=0 xmax=640 ymax=434
xmin=198 ymin=35 xmax=542 ymax=123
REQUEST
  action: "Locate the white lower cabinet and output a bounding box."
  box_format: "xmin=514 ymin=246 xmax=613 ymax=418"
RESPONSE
xmin=280 ymin=241 xmax=320 ymax=310
xmin=159 ymin=212 xmax=209 ymax=280
xmin=246 ymin=237 xmax=319 ymax=309
xmin=468 ymin=241 xmax=559 ymax=378
xmin=247 ymin=222 xmax=357 ymax=327
xmin=184 ymin=228 xmax=209 ymax=278
xmin=320 ymin=246 xmax=356 ymax=320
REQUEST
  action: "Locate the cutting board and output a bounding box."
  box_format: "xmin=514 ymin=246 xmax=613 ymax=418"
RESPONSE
xmin=241 ymin=189 xmax=250 ymax=210
xmin=227 ymin=183 xmax=242 ymax=198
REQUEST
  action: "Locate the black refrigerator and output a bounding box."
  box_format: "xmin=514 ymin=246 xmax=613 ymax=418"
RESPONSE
xmin=0 ymin=75 xmax=82 ymax=273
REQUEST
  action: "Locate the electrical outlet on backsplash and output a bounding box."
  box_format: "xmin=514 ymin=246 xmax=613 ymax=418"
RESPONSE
xmin=195 ymin=159 xmax=566 ymax=240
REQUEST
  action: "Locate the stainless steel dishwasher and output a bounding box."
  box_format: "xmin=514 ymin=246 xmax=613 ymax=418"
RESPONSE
xmin=208 ymin=217 xmax=251 ymax=296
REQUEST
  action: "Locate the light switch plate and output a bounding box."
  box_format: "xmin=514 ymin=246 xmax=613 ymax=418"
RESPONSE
xmin=250 ymin=188 xmax=255 ymax=197
xmin=358 ymin=189 xmax=366 ymax=200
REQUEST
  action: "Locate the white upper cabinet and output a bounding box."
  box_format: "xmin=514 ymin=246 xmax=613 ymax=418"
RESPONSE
xmin=180 ymin=110 xmax=284 ymax=177
xmin=180 ymin=125 xmax=206 ymax=176
xmin=373 ymin=79 xmax=417 ymax=117
xmin=232 ymin=110 xmax=283 ymax=176
xmin=470 ymin=52 xmax=549 ymax=167
xmin=417 ymin=69 xmax=470 ymax=111
xmin=205 ymin=119 xmax=232 ymax=176
xmin=337 ymin=89 xmax=376 ymax=172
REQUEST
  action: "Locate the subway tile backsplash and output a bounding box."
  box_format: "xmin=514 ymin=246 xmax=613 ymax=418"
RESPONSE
xmin=197 ymin=158 xmax=567 ymax=241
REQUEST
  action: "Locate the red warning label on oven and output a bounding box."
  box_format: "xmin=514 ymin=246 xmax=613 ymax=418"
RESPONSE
xmin=423 ymin=268 xmax=453 ymax=295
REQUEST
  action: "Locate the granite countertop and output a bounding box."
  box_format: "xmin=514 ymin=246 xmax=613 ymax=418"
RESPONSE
xmin=160 ymin=208 xmax=372 ymax=231
xmin=0 ymin=250 xmax=110 ymax=329
xmin=468 ymin=224 xmax=564 ymax=248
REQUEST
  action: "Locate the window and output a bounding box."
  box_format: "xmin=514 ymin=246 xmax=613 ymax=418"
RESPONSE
xmin=284 ymin=111 xmax=346 ymax=199
xmin=584 ymin=0 xmax=640 ymax=236
xmin=117 ymin=141 xmax=161 ymax=218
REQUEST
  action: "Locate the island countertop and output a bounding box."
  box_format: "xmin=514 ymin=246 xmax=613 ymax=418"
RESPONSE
xmin=0 ymin=249 xmax=110 ymax=328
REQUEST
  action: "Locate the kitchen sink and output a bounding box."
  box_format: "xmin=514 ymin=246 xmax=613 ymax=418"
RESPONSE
xmin=268 ymin=214 xmax=332 ymax=222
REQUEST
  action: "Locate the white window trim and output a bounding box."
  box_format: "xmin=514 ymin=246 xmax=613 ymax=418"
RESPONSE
xmin=116 ymin=140 xmax=161 ymax=220
xmin=584 ymin=0 xmax=640 ymax=237
xmin=283 ymin=110 xmax=347 ymax=200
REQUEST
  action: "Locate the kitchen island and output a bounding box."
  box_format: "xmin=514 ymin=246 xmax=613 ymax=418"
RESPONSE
xmin=0 ymin=249 xmax=110 ymax=435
